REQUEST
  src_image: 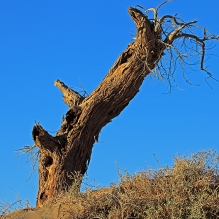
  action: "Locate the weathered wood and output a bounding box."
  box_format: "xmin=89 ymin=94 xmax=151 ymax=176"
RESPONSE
xmin=54 ymin=79 xmax=85 ymax=108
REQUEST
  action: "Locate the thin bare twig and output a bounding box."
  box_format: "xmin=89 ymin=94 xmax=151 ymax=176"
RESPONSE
xmin=15 ymin=144 xmax=39 ymax=181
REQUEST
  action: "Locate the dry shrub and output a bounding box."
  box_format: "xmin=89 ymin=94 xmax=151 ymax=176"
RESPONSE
xmin=40 ymin=150 xmax=219 ymax=218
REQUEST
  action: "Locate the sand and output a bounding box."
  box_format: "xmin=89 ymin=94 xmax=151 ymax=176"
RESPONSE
xmin=3 ymin=205 xmax=65 ymax=219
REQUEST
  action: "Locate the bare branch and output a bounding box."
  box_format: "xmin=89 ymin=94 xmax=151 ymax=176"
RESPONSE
xmin=15 ymin=144 xmax=37 ymax=157
xmin=134 ymin=2 xmax=219 ymax=88
xmin=137 ymin=1 xmax=168 ymax=26
xmin=15 ymin=144 xmax=40 ymax=181
xmin=155 ymin=14 xmax=195 ymax=33
xmin=169 ymin=31 xmax=219 ymax=83
xmin=165 ymin=20 xmax=197 ymax=44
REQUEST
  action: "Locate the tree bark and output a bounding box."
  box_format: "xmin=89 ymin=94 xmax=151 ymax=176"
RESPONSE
xmin=33 ymin=7 xmax=167 ymax=207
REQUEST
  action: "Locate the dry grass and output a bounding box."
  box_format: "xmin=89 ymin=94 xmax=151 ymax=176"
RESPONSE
xmin=1 ymin=150 xmax=219 ymax=219
xmin=0 ymin=188 xmax=32 ymax=217
xmin=48 ymin=150 xmax=219 ymax=219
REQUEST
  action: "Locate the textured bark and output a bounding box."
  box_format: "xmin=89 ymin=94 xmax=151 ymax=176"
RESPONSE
xmin=54 ymin=80 xmax=85 ymax=108
xmin=34 ymin=7 xmax=166 ymax=207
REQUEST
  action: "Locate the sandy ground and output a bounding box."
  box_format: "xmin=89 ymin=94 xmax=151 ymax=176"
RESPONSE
xmin=3 ymin=205 xmax=65 ymax=219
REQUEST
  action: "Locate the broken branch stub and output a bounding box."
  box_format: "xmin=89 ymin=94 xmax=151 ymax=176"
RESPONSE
xmin=54 ymin=79 xmax=85 ymax=108
xmin=32 ymin=124 xmax=62 ymax=152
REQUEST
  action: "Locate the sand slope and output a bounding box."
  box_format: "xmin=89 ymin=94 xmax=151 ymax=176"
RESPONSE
xmin=3 ymin=205 xmax=65 ymax=219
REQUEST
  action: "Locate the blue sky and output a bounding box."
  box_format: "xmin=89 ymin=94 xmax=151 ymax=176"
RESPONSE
xmin=0 ymin=0 xmax=219 ymax=207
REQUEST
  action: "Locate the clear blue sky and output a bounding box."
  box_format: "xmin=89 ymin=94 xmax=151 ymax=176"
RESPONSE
xmin=0 ymin=0 xmax=219 ymax=207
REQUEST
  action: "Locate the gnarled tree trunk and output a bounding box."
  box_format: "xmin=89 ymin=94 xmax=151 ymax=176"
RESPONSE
xmin=32 ymin=5 xmax=215 ymax=207
xmin=34 ymin=7 xmax=163 ymax=207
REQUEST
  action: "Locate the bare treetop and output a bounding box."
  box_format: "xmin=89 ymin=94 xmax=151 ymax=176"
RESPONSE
xmin=132 ymin=1 xmax=219 ymax=89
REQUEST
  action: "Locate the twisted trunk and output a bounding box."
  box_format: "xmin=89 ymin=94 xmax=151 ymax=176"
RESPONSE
xmin=33 ymin=7 xmax=166 ymax=207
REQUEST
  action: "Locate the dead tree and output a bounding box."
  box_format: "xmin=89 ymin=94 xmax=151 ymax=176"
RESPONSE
xmin=21 ymin=2 xmax=218 ymax=207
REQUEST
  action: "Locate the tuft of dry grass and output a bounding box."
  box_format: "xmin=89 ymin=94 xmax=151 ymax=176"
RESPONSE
xmin=47 ymin=149 xmax=219 ymax=219
xmin=0 ymin=197 xmax=31 ymax=219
